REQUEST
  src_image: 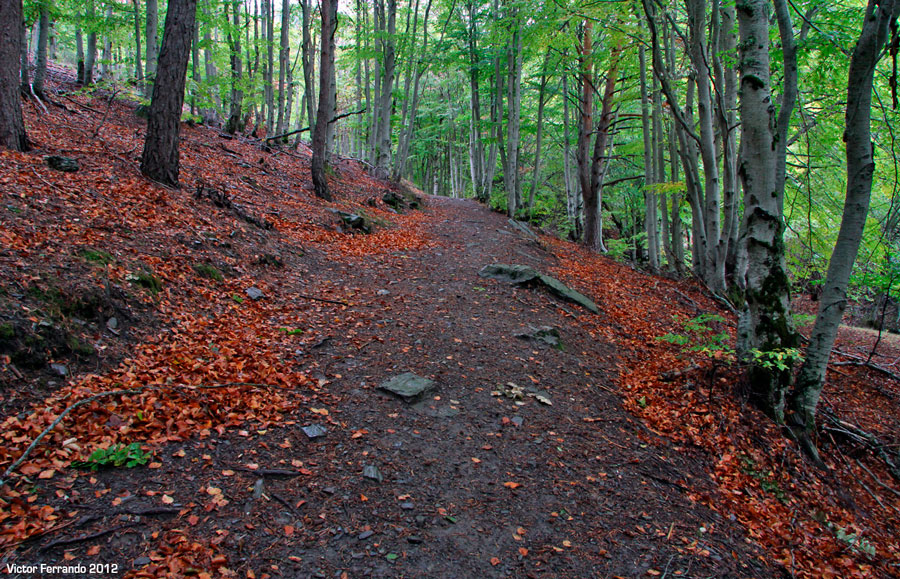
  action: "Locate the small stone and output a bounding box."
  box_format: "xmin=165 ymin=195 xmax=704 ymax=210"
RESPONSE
xmin=379 ymin=373 xmax=436 ymax=402
xmin=358 ymin=530 xmax=375 ymax=540
xmin=50 ymin=363 xmax=68 ymax=377
xmin=133 ymin=556 xmax=151 ymax=567
xmin=376 ymin=289 xmax=391 ymax=296
xmin=302 ymin=424 xmax=327 ymax=439
xmin=407 ymin=535 xmax=423 ymax=545
xmin=400 ymin=502 xmax=414 ymax=510
xmin=106 ymin=317 xmax=119 ymax=330
xmin=245 ymin=287 xmax=264 ymax=300
xmin=363 ymin=465 xmax=383 ymax=482
xmin=45 ymin=156 xmax=80 ymax=172
xmin=511 ymin=416 xmax=524 ymax=427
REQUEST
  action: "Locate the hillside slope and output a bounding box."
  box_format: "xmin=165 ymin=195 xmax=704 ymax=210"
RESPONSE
xmin=1 ymin=78 xmax=899 ymax=577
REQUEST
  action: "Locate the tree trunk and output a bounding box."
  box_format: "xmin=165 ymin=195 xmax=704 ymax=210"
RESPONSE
xmin=102 ymin=4 xmax=112 ymax=80
xmin=686 ymin=0 xmax=723 ymax=293
xmin=640 ymin=43 xmax=659 ymax=271
xmin=374 ymin=0 xmax=396 ymax=179
xmin=790 ymin=0 xmax=900 ymax=454
xmin=145 ymin=0 xmax=158 ymax=89
xmin=311 ymin=0 xmax=337 ymax=200
xmin=576 ymin=21 xmax=594 ymax=247
xmin=264 ymin=0 xmax=275 ymax=134
xmin=394 ymin=0 xmax=432 ymax=180
xmin=275 ymin=0 xmax=290 ymax=137
xmin=0 ymin=0 xmax=27 ymax=151
xmin=503 ymin=8 xmax=523 ymax=217
xmin=584 ymin=48 xmax=620 ymax=253
xmin=527 ymin=48 xmax=550 ymax=219
xmin=140 ymin=0 xmax=197 ymax=187
xmin=225 ymin=0 xmax=244 ymax=134
xmin=33 ymin=0 xmax=49 ymax=97
xmin=300 ymin=0 xmax=316 ymax=140
xmin=132 ymin=0 xmax=144 ymax=86
xmin=735 ymin=0 xmax=800 ymax=422
xmin=190 ymin=12 xmax=199 ymax=114
xmin=76 ymin=26 xmax=85 ymax=83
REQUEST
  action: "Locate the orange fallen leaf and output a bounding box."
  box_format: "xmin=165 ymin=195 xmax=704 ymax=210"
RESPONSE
xmin=490 ymin=557 xmax=500 ymax=566
xmin=503 ymin=482 xmax=521 ymax=489
xmin=38 ymin=469 xmax=55 ymax=479
xmin=518 ymin=547 xmax=529 ymax=557
xmin=87 ymin=545 xmax=101 ymax=556
xmin=284 ymin=525 xmax=294 ymax=537
xmin=162 ymin=495 xmax=175 ymax=504
xmin=310 ymin=407 xmax=329 ymax=416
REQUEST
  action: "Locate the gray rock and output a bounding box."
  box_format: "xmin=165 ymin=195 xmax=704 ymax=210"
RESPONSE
xmin=45 ymin=156 xmax=80 ymax=172
xmin=511 ymin=416 xmax=524 ymax=427
xmin=50 ymin=363 xmax=68 ymax=376
xmin=358 ymin=530 xmax=375 ymax=540
xmin=245 ymin=287 xmax=264 ymax=300
xmin=327 ymin=208 xmax=373 ymax=233
xmin=376 ymin=289 xmax=391 ymax=296
xmin=507 ymin=218 xmax=540 ymax=242
xmin=133 ymin=556 xmax=151 ymax=567
xmin=379 ymin=373 xmax=436 ymax=402
xmin=407 ymin=535 xmax=423 ymax=544
xmin=106 ymin=317 xmax=119 ymax=330
xmin=514 ymin=325 xmax=561 ymax=347
xmin=363 ymin=465 xmax=383 ymax=482
xmin=302 ymin=424 xmax=328 ymax=439
xmin=479 ymin=263 xmax=599 ymax=313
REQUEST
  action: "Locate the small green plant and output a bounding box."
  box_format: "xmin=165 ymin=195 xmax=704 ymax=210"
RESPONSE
xmin=126 ymin=271 xmax=162 ymax=295
xmin=739 ymin=455 xmax=787 ymax=502
xmin=748 ymin=347 xmax=804 ymax=372
xmin=79 ymin=248 xmax=114 ymax=265
xmin=792 ymin=312 xmax=816 ymax=327
xmin=605 ymin=237 xmax=635 ymax=263
xmin=71 ymin=443 xmax=152 ymax=471
xmin=192 ymin=263 xmax=224 ymax=282
xmin=231 ymin=294 xmax=244 ymax=304
xmin=0 ymin=323 xmax=14 ymax=341
xmin=278 ymin=327 xmax=304 ymax=335
xmin=658 ymin=314 xmax=734 ymax=360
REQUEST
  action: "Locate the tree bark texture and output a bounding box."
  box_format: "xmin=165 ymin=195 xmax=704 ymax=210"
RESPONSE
xmin=145 ymin=0 xmax=158 ymax=87
xmin=311 ymin=0 xmax=338 ymax=200
xmin=33 ymin=0 xmax=49 ymax=97
xmin=735 ymin=0 xmax=800 ymax=422
xmin=140 ymin=0 xmax=197 ymax=187
xmin=0 ymin=0 xmax=27 ymax=151
xmin=791 ymin=0 xmax=900 ymax=446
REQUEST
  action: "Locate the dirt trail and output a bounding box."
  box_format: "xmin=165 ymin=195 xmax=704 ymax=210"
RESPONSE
xmin=210 ymin=197 xmax=765 ymax=578
xmin=10 ymin=197 xmax=766 ymax=578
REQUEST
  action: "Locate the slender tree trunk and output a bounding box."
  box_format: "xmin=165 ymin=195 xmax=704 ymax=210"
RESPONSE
xmin=102 ymin=4 xmax=112 ymax=80
xmin=503 ymin=7 xmax=523 ymax=216
xmin=561 ymin=73 xmax=576 ymax=233
xmin=686 ymin=0 xmax=723 ymax=292
xmin=393 ymin=0 xmax=421 ymax=180
xmin=300 ymin=0 xmax=316 ymax=139
xmin=466 ymin=0 xmax=485 ymax=200
xmin=735 ymin=0 xmax=800 ymax=422
xmin=394 ymin=0 xmax=432 ymax=180
xmin=225 ymin=0 xmax=244 ymax=134
xmin=190 ymin=14 xmax=199 ymax=114
xmin=264 ymin=0 xmax=275 ymax=133
xmin=33 ymin=0 xmax=49 ymax=97
xmin=585 ymin=48 xmax=620 ymax=253
xmin=140 ymin=0 xmax=198 ymax=187
xmin=145 ymin=0 xmax=158 ymax=89
xmin=640 ymin=43 xmax=659 ymax=271
xmin=527 ymin=48 xmax=550 ymax=219
xmin=276 ymin=0 xmax=290 ymax=137
xmin=83 ymin=0 xmax=97 ymax=85
xmin=0 ymin=0 xmax=28 ymax=151
xmin=790 ymin=0 xmax=900 ymax=454
xmin=76 ymin=26 xmax=85 ymax=83
xmin=374 ymin=0 xmax=396 ymax=178
xmin=132 ymin=0 xmax=144 ymax=86
xmin=576 ymin=21 xmax=594 ymax=246
xmin=311 ymin=0 xmax=338 ymax=199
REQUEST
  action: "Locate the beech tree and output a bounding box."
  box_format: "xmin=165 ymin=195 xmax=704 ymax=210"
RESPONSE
xmin=311 ymin=0 xmax=338 ymax=200
xmin=789 ymin=0 xmax=900 ymax=457
xmin=0 ymin=0 xmax=27 ymax=151
xmin=140 ymin=0 xmax=198 ymax=186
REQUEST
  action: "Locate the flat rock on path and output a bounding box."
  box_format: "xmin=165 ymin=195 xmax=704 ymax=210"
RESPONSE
xmin=124 ymin=196 xmax=764 ymax=579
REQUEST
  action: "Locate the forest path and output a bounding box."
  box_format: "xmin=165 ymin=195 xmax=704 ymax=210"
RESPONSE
xmin=217 ymin=196 xmax=765 ymax=578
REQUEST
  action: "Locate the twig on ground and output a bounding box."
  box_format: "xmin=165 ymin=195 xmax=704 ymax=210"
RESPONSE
xmin=41 ymin=522 xmax=141 ymax=551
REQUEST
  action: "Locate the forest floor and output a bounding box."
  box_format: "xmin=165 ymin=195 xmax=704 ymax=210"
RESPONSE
xmin=1 ymin=73 xmax=899 ymax=578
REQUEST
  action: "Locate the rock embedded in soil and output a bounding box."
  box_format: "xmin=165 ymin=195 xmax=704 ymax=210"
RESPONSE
xmin=245 ymin=287 xmax=264 ymax=300
xmin=45 ymin=156 xmax=80 ymax=172
xmin=363 ymin=465 xmax=383 ymax=482
xmin=478 ymin=263 xmax=599 ymax=313
xmin=301 ymin=424 xmax=327 ymax=439
xmin=327 ymin=209 xmax=373 ymax=234
xmin=379 ymin=372 xmax=436 ymax=402
xmin=514 ymin=325 xmax=561 ymax=347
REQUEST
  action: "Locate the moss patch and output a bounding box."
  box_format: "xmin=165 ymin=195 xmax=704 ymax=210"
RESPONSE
xmin=193 ymin=263 xmax=224 ymax=282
